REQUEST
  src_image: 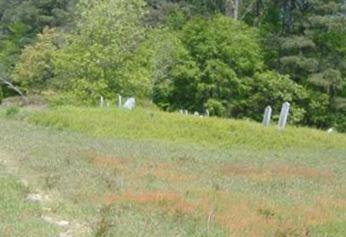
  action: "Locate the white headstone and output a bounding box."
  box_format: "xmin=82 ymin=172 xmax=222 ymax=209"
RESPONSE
xmin=184 ymin=110 xmax=188 ymax=115
xmin=262 ymin=106 xmax=272 ymax=127
xmin=179 ymin=109 xmax=184 ymax=114
xmin=118 ymin=95 xmax=122 ymax=108
xmin=106 ymin=102 xmax=110 ymax=112
xmin=124 ymin=97 xmax=136 ymax=110
xmin=278 ymin=102 xmax=290 ymax=130
xmin=205 ymin=109 xmax=210 ymax=117
xmin=194 ymin=112 xmax=199 ymax=116
xmin=99 ymin=96 xmax=104 ymax=107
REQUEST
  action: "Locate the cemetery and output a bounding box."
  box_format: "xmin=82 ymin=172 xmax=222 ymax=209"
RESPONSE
xmin=0 ymin=0 xmax=345 ymax=236
xmin=1 ymin=102 xmax=345 ymax=236
xmin=102 ymin=94 xmax=293 ymax=130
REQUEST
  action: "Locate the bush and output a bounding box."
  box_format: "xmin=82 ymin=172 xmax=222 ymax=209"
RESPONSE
xmin=246 ymin=71 xmax=308 ymax=124
xmin=204 ymin=99 xmax=226 ymax=116
xmin=334 ymin=114 xmax=346 ymax=133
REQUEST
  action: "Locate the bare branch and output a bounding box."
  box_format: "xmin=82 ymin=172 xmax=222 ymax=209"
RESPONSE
xmin=0 ymin=78 xmax=29 ymax=103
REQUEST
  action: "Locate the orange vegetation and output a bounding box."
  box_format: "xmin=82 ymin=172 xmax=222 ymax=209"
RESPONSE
xmin=135 ymin=161 xmax=197 ymax=182
xmin=89 ymin=151 xmax=128 ymax=170
xmin=221 ymin=163 xmax=334 ymax=180
xmin=86 ymin=152 xmax=342 ymax=236
xmin=103 ymin=191 xmax=196 ymax=215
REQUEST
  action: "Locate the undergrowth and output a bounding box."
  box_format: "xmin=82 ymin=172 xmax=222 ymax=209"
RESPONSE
xmin=27 ymin=106 xmax=346 ymax=151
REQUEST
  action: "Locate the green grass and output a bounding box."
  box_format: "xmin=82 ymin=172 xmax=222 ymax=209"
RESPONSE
xmin=27 ymin=106 xmax=346 ymax=150
xmin=0 ymin=166 xmax=59 ymax=237
xmin=0 ymin=106 xmax=345 ymax=236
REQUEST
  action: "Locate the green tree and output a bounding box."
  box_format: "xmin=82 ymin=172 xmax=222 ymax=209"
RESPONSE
xmin=247 ymin=71 xmax=308 ymax=124
xmin=54 ymin=0 xmax=149 ymax=104
xmin=153 ymin=15 xmax=263 ymax=116
xmin=12 ymin=27 xmax=60 ymax=94
xmin=0 ymin=0 xmax=77 ymax=72
xmin=244 ymin=0 xmax=346 ymax=129
xmin=134 ymin=28 xmax=194 ymax=108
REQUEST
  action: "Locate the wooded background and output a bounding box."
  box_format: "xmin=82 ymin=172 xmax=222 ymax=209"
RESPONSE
xmin=0 ymin=0 xmax=345 ymax=131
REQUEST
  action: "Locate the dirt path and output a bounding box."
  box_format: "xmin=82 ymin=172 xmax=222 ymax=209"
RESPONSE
xmin=0 ymin=151 xmax=92 ymax=237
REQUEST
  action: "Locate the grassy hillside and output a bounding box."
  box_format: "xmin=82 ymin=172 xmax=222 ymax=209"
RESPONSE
xmin=27 ymin=106 xmax=346 ymax=150
xmin=0 ymin=165 xmax=59 ymax=237
xmin=0 ymin=106 xmax=345 ymax=236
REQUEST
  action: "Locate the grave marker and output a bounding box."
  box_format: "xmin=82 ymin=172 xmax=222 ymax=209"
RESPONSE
xmin=278 ymin=102 xmax=290 ymax=130
xmin=205 ymin=109 xmax=210 ymax=117
xmin=118 ymin=95 xmax=122 ymax=108
xmin=99 ymin=96 xmax=104 ymax=107
xmin=124 ymin=97 xmax=136 ymax=110
xmin=262 ymin=106 xmax=272 ymax=127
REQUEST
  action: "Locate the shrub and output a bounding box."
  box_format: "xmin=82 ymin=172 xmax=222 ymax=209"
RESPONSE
xmin=204 ymin=98 xmax=226 ymax=116
xmin=247 ymin=71 xmax=308 ymax=124
xmin=334 ymin=114 xmax=346 ymax=133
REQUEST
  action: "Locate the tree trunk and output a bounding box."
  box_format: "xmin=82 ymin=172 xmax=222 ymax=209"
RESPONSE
xmin=0 ymin=79 xmax=28 ymax=104
xmin=225 ymin=0 xmax=239 ymax=20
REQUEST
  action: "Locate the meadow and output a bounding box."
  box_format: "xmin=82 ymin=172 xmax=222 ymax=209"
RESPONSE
xmin=28 ymin=106 xmax=346 ymax=150
xmin=0 ymin=106 xmax=345 ymax=237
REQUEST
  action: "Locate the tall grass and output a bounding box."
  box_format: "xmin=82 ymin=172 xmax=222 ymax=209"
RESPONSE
xmin=0 ymin=107 xmax=345 ymax=236
xmin=28 ymin=106 xmax=346 ymax=150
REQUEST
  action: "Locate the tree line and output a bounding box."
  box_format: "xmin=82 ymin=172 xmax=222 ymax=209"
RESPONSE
xmin=0 ymin=0 xmax=345 ymax=131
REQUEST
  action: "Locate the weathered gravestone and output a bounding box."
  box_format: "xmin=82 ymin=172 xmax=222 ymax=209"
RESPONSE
xmin=278 ymin=102 xmax=290 ymax=130
xmin=106 ymin=102 xmax=110 ymax=112
xmin=124 ymin=97 xmax=136 ymax=110
xmin=205 ymin=109 xmax=210 ymax=117
xmin=262 ymin=106 xmax=272 ymax=127
xmin=118 ymin=95 xmax=122 ymax=108
xmin=99 ymin=96 xmax=104 ymax=107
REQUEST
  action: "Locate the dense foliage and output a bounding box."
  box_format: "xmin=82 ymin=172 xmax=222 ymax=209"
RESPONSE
xmin=0 ymin=0 xmax=345 ymax=131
